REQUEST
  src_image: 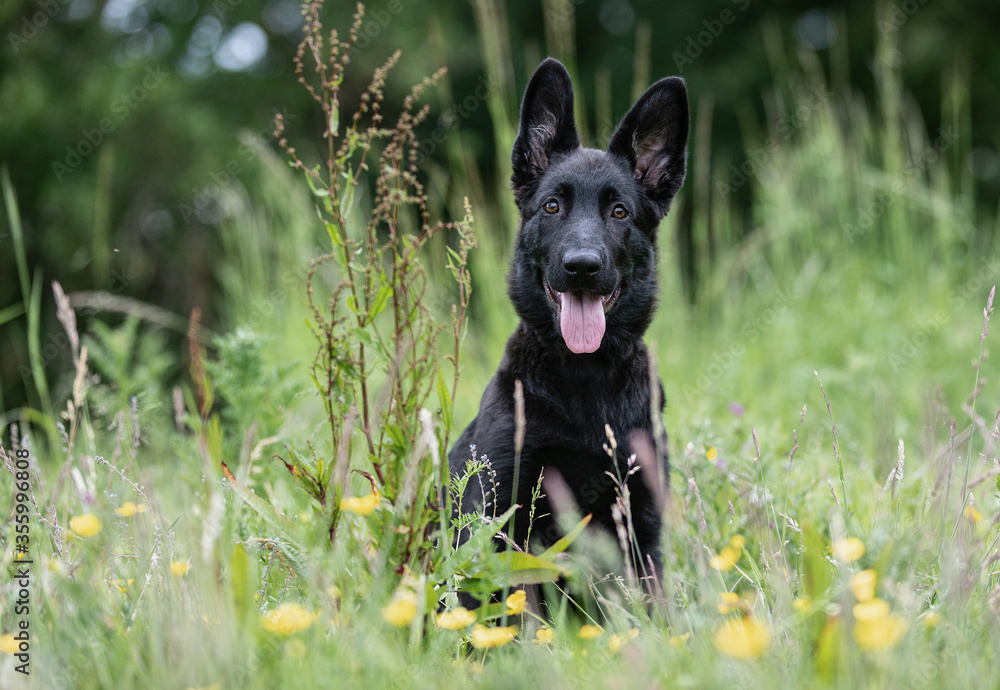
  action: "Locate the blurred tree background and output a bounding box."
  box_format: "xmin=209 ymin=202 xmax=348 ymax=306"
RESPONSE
xmin=1 ymin=0 xmax=999 ymax=413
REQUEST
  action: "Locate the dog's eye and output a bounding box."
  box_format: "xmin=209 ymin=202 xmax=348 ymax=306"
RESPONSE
xmin=612 ymin=204 xmax=629 ymax=219
xmin=543 ymin=199 xmax=559 ymax=214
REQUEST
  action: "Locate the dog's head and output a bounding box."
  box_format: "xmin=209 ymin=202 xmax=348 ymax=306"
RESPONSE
xmin=508 ymin=58 xmax=689 ymax=355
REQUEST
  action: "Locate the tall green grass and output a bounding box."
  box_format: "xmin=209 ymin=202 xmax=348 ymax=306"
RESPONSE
xmin=1 ymin=1 xmax=999 ymax=688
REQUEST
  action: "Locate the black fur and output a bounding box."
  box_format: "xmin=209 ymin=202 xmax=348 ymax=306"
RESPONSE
xmin=449 ymin=58 xmax=688 ymax=596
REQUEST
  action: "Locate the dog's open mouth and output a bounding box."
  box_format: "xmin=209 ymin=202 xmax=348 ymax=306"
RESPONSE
xmin=544 ymin=279 xmax=621 ymax=354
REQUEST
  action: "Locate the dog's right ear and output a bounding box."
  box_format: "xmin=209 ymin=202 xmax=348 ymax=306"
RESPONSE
xmin=511 ymin=58 xmax=580 ymax=207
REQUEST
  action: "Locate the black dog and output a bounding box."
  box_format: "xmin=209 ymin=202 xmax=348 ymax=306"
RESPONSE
xmin=448 ymin=58 xmax=688 ymax=596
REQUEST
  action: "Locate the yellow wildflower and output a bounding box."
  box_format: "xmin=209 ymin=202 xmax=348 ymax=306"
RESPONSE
xmin=170 ymin=560 xmax=190 ymax=577
xmin=706 ymin=447 xmax=718 ymax=460
xmin=1 ymin=634 xmax=18 ymax=655
xmin=710 ymin=545 xmax=742 ymax=571
xmin=729 ymin=535 xmax=746 ymax=550
xmin=851 ymin=597 xmax=908 ymax=650
xmin=712 ymin=615 xmax=771 ymax=660
xmin=831 ymin=537 xmax=865 ymax=564
xmin=506 ymin=589 xmax=527 ymax=615
xmin=436 ymin=607 xmax=477 ymax=630
xmin=261 ymin=602 xmax=318 ymax=635
xmin=69 ymin=513 xmax=102 ymax=538
xmin=381 ymin=593 xmax=417 ymax=627
xmin=607 ymin=628 xmax=638 ymax=653
xmin=469 ymin=624 xmax=517 ymax=649
xmin=852 ymin=598 xmax=890 ymax=621
xmin=339 ymin=491 xmax=380 ymax=516
xmin=578 ymin=624 xmax=604 ymax=640
xmin=109 ymin=578 xmax=134 ymax=593
xmin=669 ymin=632 xmax=691 ymax=647
xmin=718 ymin=591 xmax=741 ymax=614
xmin=965 ymin=506 xmax=982 ymax=523
xmin=792 ymin=596 xmax=812 ymax=613
xmin=853 ymin=613 xmax=907 ymax=651
xmin=849 ymin=569 xmax=877 ymax=602
xmin=114 ymin=501 xmax=147 ymax=517
xmin=534 ymin=628 xmax=554 ymax=645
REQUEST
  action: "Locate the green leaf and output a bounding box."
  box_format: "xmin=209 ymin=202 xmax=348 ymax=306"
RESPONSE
xmin=0 ymin=302 xmax=24 ymax=327
xmin=230 ymin=542 xmax=253 ymax=624
xmin=326 ymin=222 xmax=342 ymax=247
xmin=367 ymin=285 xmax=393 ymax=323
xmin=340 ymin=179 xmax=356 ymax=220
xmin=801 ymin=522 xmax=832 ymax=602
xmin=436 ymin=504 xmax=518 ymax=582
xmin=2 ymin=167 xmax=30 ymax=307
xmin=457 ymin=552 xmax=565 ymax=593
xmin=222 ymin=462 xmax=304 ymax=551
xmin=436 ymin=369 xmax=453 ymax=432
xmin=352 ymin=327 xmax=375 ymax=349
xmin=304 ymin=171 xmax=329 ymax=197
xmin=384 ymin=423 xmax=408 ymax=456
xmin=495 ymin=550 xmax=564 ymax=582
xmin=538 ymin=513 xmax=592 ymax=559
xmin=27 ymin=268 xmax=53 ymax=418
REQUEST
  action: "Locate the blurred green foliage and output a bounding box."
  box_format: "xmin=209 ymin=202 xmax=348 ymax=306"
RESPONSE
xmin=1 ymin=0 xmax=999 ymax=414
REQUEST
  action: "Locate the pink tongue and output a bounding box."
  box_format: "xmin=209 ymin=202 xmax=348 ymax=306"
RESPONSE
xmin=559 ymin=291 xmax=606 ymax=353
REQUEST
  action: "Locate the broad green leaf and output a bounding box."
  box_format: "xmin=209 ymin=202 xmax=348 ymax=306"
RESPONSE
xmin=436 ymin=505 xmax=518 ymax=582
xmin=367 ymin=285 xmax=393 ymax=323
xmin=222 ymin=462 xmax=304 ymax=551
xmin=538 ymin=513 xmax=592 ymax=559
xmin=496 ymin=550 xmax=564 ymax=582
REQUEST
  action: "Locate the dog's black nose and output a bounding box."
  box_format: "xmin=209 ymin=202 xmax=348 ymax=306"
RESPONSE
xmin=563 ymin=250 xmax=602 ymax=277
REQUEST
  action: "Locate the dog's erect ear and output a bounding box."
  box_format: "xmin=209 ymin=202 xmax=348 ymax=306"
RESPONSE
xmin=511 ymin=58 xmax=580 ymax=207
xmin=608 ymin=77 xmax=689 ymax=218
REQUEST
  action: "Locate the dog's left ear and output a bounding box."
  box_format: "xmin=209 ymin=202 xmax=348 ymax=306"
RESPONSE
xmin=608 ymin=77 xmax=689 ymax=218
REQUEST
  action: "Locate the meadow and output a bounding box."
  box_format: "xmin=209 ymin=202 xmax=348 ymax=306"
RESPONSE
xmin=1 ymin=2 xmax=999 ymax=688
